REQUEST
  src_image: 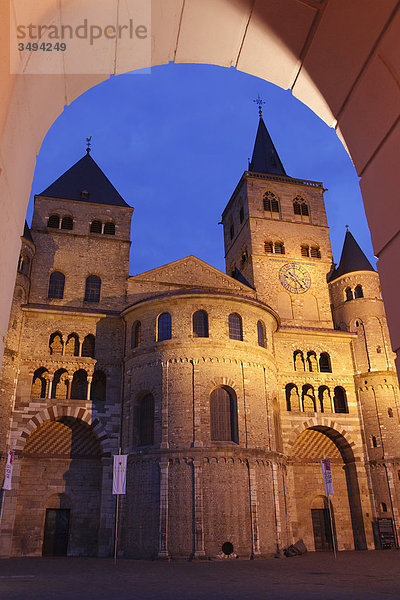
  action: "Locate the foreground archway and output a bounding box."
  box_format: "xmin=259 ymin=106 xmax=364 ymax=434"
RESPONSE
xmin=287 ymin=426 xmax=370 ymax=551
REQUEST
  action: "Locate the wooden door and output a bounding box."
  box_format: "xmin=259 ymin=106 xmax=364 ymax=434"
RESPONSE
xmin=42 ymin=508 xmax=70 ymax=556
xmin=311 ymin=508 xmax=333 ymax=551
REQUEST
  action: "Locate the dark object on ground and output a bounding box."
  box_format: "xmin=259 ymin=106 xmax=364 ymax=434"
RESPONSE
xmin=284 ymin=539 xmax=307 ymax=557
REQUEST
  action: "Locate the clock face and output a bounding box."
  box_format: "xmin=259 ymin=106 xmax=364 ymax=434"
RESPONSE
xmin=279 ymin=263 xmax=311 ymax=294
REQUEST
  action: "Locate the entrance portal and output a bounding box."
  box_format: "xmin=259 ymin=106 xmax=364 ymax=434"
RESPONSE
xmin=42 ymin=509 xmax=70 ymax=556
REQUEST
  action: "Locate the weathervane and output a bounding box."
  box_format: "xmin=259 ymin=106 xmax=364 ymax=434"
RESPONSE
xmin=86 ymin=136 xmax=92 ymax=153
xmin=253 ymin=94 xmax=265 ymax=118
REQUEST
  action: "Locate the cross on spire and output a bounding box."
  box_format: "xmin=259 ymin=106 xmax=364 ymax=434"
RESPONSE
xmin=253 ymin=94 xmax=266 ymax=118
xmin=86 ymin=136 xmax=92 ymax=154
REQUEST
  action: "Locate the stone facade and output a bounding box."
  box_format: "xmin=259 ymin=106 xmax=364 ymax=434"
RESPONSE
xmin=1 ymin=130 xmax=400 ymax=559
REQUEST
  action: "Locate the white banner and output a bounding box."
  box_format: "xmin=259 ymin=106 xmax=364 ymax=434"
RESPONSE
xmin=113 ymin=454 xmax=127 ymax=495
xmin=3 ymin=449 xmax=15 ymax=491
xmin=321 ymin=458 xmax=334 ymax=495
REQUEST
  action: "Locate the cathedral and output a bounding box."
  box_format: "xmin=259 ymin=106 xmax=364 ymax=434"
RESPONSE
xmin=1 ymin=113 xmax=399 ymax=559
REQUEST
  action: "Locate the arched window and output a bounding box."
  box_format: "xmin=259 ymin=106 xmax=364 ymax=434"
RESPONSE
xmin=355 ymin=285 xmax=364 ymax=299
xmin=65 ymin=333 xmax=79 ymax=356
xmin=104 ymin=222 xmax=115 ymax=235
xmin=82 ymin=334 xmax=95 ymax=358
xmin=228 ymin=313 xmax=243 ymax=341
xmin=241 ymin=248 xmax=248 ymax=265
xmin=293 ymin=196 xmax=309 ymax=217
xmin=229 ymin=222 xmax=235 ymax=240
xmin=345 ymin=287 xmax=353 ymax=302
xmin=81 ymin=189 xmax=90 ymax=200
xmin=263 ymin=191 xmax=280 ymax=213
xmin=70 ymin=369 xmax=88 ymax=400
xmin=307 ymin=351 xmax=318 ymax=372
xmin=294 ymin=350 xmax=305 ymax=371
xmin=264 ymin=240 xmax=273 ymax=253
xmin=285 ymin=383 xmax=299 ymax=412
xmin=48 ymin=271 xmax=65 ymax=299
xmin=333 ymin=386 xmax=348 ymax=413
xmin=257 ymin=320 xmax=266 ymax=348
xmin=47 ymin=214 xmax=60 ymax=228
xmin=61 ymin=216 xmax=73 ymax=230
xmin=210 ymin=387 xmax=238 ymax=443
xmin=310 ymin=246 xmax=321 ymax=259
xmin=31 ymin=367 xmax=49 ymax=398
xmin=91 ymin=371 xmax=107 ymax=403
xmin=138 ymin=394 xmax=154 ymax=446
xmin=84 ymin=275 xmax=101 ymax=303
xmin=52 ymin=368 xmax=69 ymax=400
xmin=274 ymin=241 xmax=285 ymax=254
xmin=319 ymin=352 xmax=332 ymax=373
xmin=380 ymin=502 xmax=388 ymax=513
xmin=17 ymin=254 xmax=24 ymax=272
xmin=49 ymin=332 xmax=63 ymax=355
xmin=193 ymin=310 xmax=209 ymax=338
xmin=90 ymin=220 xmax=102 ymax=233
xmin=301 ymin=244 xmax=309 ymax=257
xmin=158 ymin=313 xmax=172 ymax=341
xmin=131 ymin=321 xmax=141 ymax=349
xmin=388 ymin=408 xmax=394 ymax=418
xmin=302 ymin=385 xmax=316 ymax=412
xmin=371 ymin=435 xmax=378 ymax=448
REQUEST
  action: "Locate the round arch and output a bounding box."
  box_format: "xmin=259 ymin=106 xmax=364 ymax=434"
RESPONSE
xmin=15 ymin=405 xmax=111 ymax=455
xmin=1 ymin=1 xmax=399 ymax=378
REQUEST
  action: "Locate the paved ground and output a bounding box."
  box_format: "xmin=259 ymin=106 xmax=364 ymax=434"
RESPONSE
xmin=0 ymin=551 xmax=399 ymax=599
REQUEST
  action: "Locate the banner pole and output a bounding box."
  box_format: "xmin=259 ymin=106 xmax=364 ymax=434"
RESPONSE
xmin=113 ymin=447 xmax=122 ymax=566
xmin=327 ymin=492 xmax=337 ymax=559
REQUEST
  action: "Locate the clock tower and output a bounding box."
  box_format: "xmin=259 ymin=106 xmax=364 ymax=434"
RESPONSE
xmin=222 ymin=111 xmax=334 ymax=329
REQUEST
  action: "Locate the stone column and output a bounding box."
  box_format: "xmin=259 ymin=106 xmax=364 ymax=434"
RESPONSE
xmin=248 ymin=460 xmax=261 ymax=558
xmin=87 ymin=376 xmax=92 ymax=401
xmin=271 ymin=461 xmax=282 ymax=554
xmin=67 ymin=375 xmax=73 ymax=399
xmin=47 ymin=375 xmax=53 ymax=399
xmin=158 ymin=460 xmax=169 ymax=558
xmin=192 ymin=360 xmax=202 ymax=448
xmin=193 ymin=459 xmax=205 ymax=558
xmin=160 ymin=362 xmax=169 ymax=449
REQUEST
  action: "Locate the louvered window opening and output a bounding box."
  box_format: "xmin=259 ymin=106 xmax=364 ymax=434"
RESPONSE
xmin=265 ymin=241 xmax=273 ymax=253
xmin=294 ymin=198 xmax=309 ymax=216
xmin=48 ymin=215 xmax=60 ymax=228
xmin=229 ymin=313 xmax=243 ymax=341
xmin=210 ymin=388 xmax=238 ymax=442
xmin=61 ymin=216 xmax=73 ymax=230
xmin=104 ymin=222 xmax=115 ymax=235
xmin=301 ymin=245 xmax=309 ymax=257
xmin=310 ymin=246 xmax=321 ymax=259
xmin=274 ymin=242 xmax=285 ymax=254
xmin=263 ymin=192 xmax=280 ymax=213
xmin=90 ymin=221 xmax=102 ymax=234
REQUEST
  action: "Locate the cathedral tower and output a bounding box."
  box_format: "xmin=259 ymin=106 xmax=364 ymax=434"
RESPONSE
xmin=222 ymin=113 xmax=333 ymax=328
xmin=329 ymin=230 xmax=400 ymax=542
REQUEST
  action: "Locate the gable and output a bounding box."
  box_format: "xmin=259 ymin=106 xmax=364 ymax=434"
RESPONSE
xmin=128 ymin=256 xmax=254 ymax=294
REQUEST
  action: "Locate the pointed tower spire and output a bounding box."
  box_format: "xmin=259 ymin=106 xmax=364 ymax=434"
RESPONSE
xmin=329 ymin=229 xmax=375 ymax=281
xmin=248 ymin=99 xmax=287 ymax=176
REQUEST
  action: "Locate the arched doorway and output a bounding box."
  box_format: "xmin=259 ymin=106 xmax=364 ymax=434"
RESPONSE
xmin=288 ymin=426 xmax=367 ymax=551
xmin=11 ymin=417 xmax=103 ymax=557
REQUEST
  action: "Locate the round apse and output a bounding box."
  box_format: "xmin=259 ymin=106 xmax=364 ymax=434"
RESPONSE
xmin=222 ymin=542 xmax=234 ymax=556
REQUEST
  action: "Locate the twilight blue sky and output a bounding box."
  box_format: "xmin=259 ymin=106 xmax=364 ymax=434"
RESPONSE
xmin=26 ymin=63 xmax=375 ymax=276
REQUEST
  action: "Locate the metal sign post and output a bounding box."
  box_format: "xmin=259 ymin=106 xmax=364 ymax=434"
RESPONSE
xmin=321 ymin=456 xmax=337 ymax=558
xmin=112 ymin=450 xmax=127 ymax=565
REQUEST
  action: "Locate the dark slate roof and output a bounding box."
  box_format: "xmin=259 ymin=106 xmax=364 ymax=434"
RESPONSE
xmin=39 ymin=151 xmax=129 ymax=207
xmin=249 ymin=116 xmax=287 ymax=176
xmin=329 ymin=230 xmax=375 ymax=281
xmin=22 ymin=221 xmax=34 ymax=244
